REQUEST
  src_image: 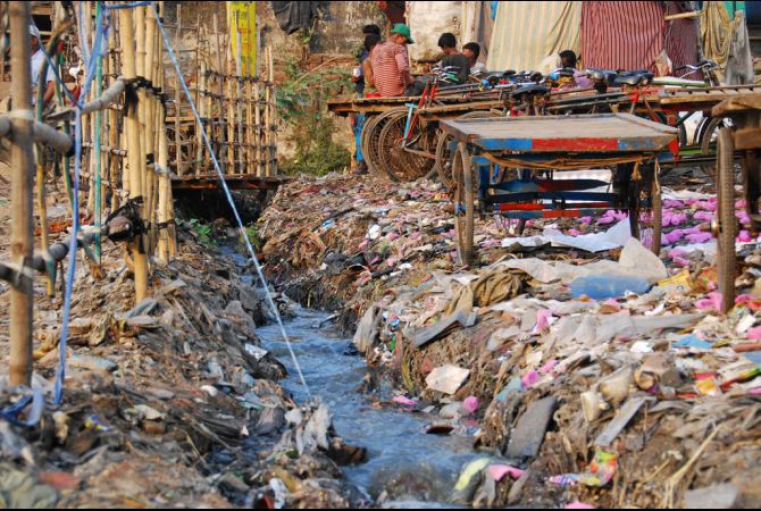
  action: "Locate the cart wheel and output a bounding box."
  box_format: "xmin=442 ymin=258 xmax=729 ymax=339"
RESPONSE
xmin=453 ymin=142 xmax=475 ymax=266
xmin=363 ymin=108 xmax=408 ymax=179
xmin=699 ymin=117 xmax=733 ymax=183
xmin=377 ymin=111 xmax=435 ymax=182
xmin=629 ymin=165 xmax=663 ymax=256
xmin=434 ymin=111 xmax=494 ymax=189
xmin=360 ymin=115 xmax=380 ymax=177
xmin=716 ymin=127 xmax=737 ymax=313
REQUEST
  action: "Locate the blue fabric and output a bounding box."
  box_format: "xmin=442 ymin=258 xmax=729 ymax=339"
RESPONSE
xmin=490 ymin=1 xmax=499 ymax=19
xmin=354 ymin=114 xmax=365 ymax=163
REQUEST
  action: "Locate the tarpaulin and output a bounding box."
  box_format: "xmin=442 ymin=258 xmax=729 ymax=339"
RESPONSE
xmin=487 ymin=1 xmax=581 ymax=73
xmin=270 ymin=1 xmax=317 ymax=35
xmin=461 ymin=1 xmax=495 ymax=64
xmin=581 ymin=1 xmax=699 ymax=74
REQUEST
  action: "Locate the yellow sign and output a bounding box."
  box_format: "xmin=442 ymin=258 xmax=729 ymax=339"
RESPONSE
xmin=227 ymin=1 xmax=257 ymax=76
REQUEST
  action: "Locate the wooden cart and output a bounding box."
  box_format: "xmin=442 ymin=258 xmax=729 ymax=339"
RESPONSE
xmin=710 ymin=92 xmax=761 ymax=312
xmin=439 ymin=113 xmax=678 ymax=265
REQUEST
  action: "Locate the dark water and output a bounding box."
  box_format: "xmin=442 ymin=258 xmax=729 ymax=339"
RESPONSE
xmin=257 ymin=309 xmax=480 ymax=503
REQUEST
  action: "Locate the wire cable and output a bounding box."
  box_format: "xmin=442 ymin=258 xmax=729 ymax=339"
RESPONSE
xmin=152 ymin=3 xmax=312 ymax=399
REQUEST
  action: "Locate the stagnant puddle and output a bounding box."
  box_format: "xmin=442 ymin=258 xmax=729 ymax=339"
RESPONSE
xmin=258 ymin=309 xmax=480 ymax=504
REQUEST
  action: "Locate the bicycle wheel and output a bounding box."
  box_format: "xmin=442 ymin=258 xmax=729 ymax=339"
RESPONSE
xmin=434 ymin=110 xmax=495 ymax=189
xmin=716 ymin=127 xmax=737 ymax=313
xmin=628 ymin=164 xmax=663 ymax=256
xmin=453 ymin=141 xmax=475 ymax=266
xmin=377 ymin=110 xmax=436 ymax=182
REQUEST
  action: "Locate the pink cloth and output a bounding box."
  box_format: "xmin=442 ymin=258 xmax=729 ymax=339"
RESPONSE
xmin=462 ymin=396 xmax=479 ymax=414
xmin=696 ymin=292 xmax=723 ymax=311
xmin=488 ymin=464 xmax=525 ymax=482
xmin=392 ymin=396 xmax=418 ymax=407
xmin=522 ymin=370 xmax=540 ymax=388
xmin=565 ymin=503 xmax=596 ymax=510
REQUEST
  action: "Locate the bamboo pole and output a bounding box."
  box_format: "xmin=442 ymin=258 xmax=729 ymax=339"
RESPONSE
xmin=118 ymin=5 xmax=149 ymax=304
xmin=226 ymin=33 xmax=235 ymax=174
xmin=108 ymin=49 xmax=120 ymax=210
xmin=213 ymin=14 xmax=226 ymax=172
xmin=203 ymin=34 xmax=212 ymax=173
xmin=93 ymin=1 xmax=104 ymax=263
xmin=269 ymin=48 xmax=277 ymax=176
xmin=235 ymin=14 xmax=244 ymax=173
xmin=255 ymin=77 xmax=262 ymax=177
xmin=9 ymin=0 xmax=35 ymax=387
xmin=157 ymin=0 xmax=170 ymax=262
xmin=265 ymin=47 xmax=273 ymax=177
xmin=144 ymin=6 xmax=157 ymax=257
xmin=174 ymin=4 xmax=182 ymax=177
xmin=194 ymin=18 xmax=202 ymax=176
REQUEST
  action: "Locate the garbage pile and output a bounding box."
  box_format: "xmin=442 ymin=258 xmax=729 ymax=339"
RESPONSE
xmin=261 ymin=173 xmax=761 ymax=508
xmin=0 ymin=221 xmax=355 ymax=508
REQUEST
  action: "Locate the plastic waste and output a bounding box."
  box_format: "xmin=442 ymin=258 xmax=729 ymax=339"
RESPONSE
xmin=570 ymin=275 xmax=651 ymax=300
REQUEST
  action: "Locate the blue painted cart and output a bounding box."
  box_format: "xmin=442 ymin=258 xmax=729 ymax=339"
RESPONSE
xmin=439 ymin=113 xmax=678 ymax=265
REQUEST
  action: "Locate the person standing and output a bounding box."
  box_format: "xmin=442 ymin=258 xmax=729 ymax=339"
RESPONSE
xmin=371 ymin=23 xmax=414 ymax=98
xmin=351 ymin=33 xmax=382 ymax=175
xmin=30 ymin=25 xmax=55 ymax=108
xmin=352 ymin=24 xmax=382 ymax=95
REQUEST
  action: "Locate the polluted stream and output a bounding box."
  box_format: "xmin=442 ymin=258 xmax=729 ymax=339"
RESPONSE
xmin=258 ymin=309 xmax=480 ymax=505
xmin=221 ymin=245 xmax=480 ymax=505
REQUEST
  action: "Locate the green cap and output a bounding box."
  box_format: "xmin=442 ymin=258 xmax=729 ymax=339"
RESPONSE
xmin=390 ymin=23 xmax=414 ymax=44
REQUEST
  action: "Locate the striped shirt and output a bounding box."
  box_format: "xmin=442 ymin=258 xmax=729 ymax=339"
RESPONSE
xmin=371 ymin=42 xmax=409 ymax=97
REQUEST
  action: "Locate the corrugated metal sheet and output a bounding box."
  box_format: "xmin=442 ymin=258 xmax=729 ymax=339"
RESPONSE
xmin=665 ymin=2 xmax=700 ymax=72
xmin=581 ymin=1 xmax=699 ymax=74
xmin=581 ymin=1 xmax=664 ymax=72
xmin=487 ymin=1 xmax=582 ymax=73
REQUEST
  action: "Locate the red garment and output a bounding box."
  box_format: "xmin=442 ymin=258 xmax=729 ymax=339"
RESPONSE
xmin=371 ymin=41 xmax=409 ymax=98
xmin=377 ymin=1 xmax=405 ymax=24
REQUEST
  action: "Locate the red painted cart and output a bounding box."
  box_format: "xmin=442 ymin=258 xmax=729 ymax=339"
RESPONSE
xmin=439 ymin=113 xmax=678 ymax=265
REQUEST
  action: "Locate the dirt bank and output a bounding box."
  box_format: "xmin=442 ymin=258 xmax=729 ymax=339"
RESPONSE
xmin=0 ymin=168 xmax=358 ymax=508
xmin=260 ymin=173 xmax=761 ymax=508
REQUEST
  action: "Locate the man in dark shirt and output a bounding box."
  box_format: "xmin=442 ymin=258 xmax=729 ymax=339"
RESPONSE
xmin=405 ymin=32 xmax=470 ymax=96
xmin=438 ymin=33 xmax=470 ymax=84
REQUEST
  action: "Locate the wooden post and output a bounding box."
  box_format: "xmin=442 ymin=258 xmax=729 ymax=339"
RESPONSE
xmin=119 ymin=5 xmax=148 ymax=304
xmin=9 ymin=0 xmax=35 ymax=387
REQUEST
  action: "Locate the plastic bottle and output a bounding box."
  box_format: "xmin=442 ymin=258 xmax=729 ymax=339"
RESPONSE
xmin=570 ymin=275 xmax=652 ymax=300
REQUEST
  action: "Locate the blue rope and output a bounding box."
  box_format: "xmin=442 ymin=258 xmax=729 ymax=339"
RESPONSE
xmin=152 ymin=2 xmax=313 ymax=400
xmin=54 ymin=2 xmax=107 ymax=405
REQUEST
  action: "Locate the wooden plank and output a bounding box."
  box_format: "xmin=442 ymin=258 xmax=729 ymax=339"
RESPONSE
xmin=440 ymin=114 xmax=676 ymax=153
xmin=712 ymin=93 xmax=761 ymax=117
